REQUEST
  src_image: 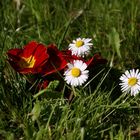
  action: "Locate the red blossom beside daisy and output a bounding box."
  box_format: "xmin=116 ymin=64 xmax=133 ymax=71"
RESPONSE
xmin=7 ymin=41 xmax=49 ymax=74
xmin=7 ymin=38 xmax=107 ymax=92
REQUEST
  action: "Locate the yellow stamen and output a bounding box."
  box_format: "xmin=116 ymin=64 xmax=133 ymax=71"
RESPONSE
xmin=76 ymin=40 xmax=84 ymax=47
xmin=19 ymin=55 xmax=36 ymax=68
xmin=128 ymin=77 xmax=138 ymax=86
xmin=71 ymin=67 xmax=81 ymax=77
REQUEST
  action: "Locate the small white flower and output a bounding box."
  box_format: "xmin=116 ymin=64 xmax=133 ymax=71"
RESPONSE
xmin=64 ymin=60 xmax=89 ymax=87
xmin=68 ymin=37 xmax=93 ymax=57
xmin=119 ymin=69 xmax=140 ymax=96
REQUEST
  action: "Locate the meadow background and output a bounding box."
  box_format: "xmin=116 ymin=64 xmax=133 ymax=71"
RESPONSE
xmin=1 ymin=0 xmax=140 ymax=139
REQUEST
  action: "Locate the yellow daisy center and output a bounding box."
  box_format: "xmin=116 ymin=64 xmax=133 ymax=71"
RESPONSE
xmin=128 ymin=77 xmax=138 ymax=86
xmin=71 ymin=67 xmax=81 ymax=77
xmin=19 ymin=55 xmax=36 ymax=68
xmin=76 ymin=40 xmax=84 ymax=48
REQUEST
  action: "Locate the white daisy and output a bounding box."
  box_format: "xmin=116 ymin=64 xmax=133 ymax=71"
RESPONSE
xmin=64 ymin=60 xmax=89 ymax=87
xmin=68 ymin=37 xmax=93 ymax=57
xmin=119 ymin=69 xmax=140 ymax=96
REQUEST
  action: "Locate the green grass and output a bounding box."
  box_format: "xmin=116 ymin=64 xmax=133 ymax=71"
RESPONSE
xmin=1 ymin=0 xmax=140 ymax=139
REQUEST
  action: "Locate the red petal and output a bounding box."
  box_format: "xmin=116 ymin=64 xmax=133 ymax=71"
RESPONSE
xmin=86 ymin=53 xmax=107 ymax=68
xmin=38 ymin=80 xmax=50 ymax=90
xmin=8 ymin=60 xmax=33 ymax=74
xmin=21 ymin=41 xmax=38 ymax=58
xmin=41 ymin=44 xmax=67 ymax=76
xmin=7 ymin=48 xmax=22 ymax=61
xmin=61 ymin=50 xmax=84 ymax=62
xmin=33 ymin=44 xmax=49 ymax=67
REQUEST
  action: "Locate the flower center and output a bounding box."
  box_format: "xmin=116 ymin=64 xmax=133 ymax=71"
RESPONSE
xmin=71 ymin=67 xmax=81 ymax=77
xmin=19 ymin=55 xmax=36 ymax=68
xmin=128 ymin=77 xmax=138 ymax=86
xmin=76 ymin=40 xmax=84 ymax=48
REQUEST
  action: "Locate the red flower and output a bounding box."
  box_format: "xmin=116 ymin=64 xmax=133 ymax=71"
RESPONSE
xmin=7 ymin=41 xmax=49 ymax=74
xmin=41 ymin=44 xmax=67 ymax=76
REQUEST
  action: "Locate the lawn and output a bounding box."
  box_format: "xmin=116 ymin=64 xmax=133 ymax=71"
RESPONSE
xmin=1 ymin=0 xmax=140 ymax=139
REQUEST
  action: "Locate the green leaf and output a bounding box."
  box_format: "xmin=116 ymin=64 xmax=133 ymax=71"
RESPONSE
xmin=109 ymin=28 xmax=121 ymax=59
xmin=46 ymin=80 xmax=59 ymax=90
xmin=31 ymin=102 xmax=41 ymax=121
